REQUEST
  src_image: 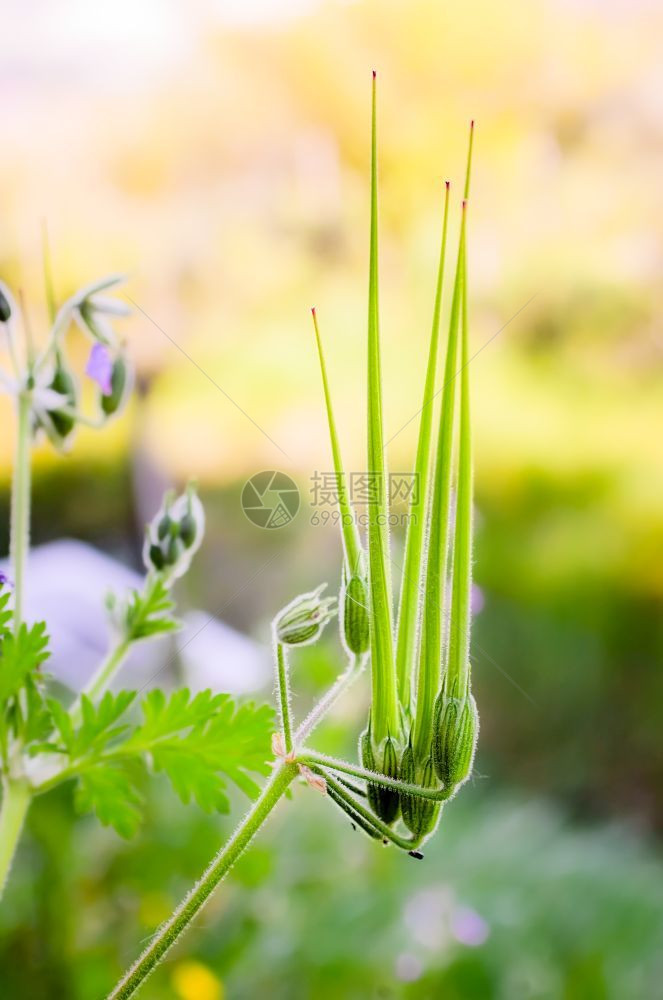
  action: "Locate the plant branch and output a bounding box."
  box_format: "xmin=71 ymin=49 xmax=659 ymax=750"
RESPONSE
xmin=10 ymin=392 xmax=32 ymax=634
xmin=0 ymin=778 xmax=31 ymax=900
xmin=107 ymin=761 xmax=297 ymax=999
xmin=298 ymin=751 xmax=454 ymax=803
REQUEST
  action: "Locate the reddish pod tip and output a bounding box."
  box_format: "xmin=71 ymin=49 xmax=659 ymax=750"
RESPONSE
xmin=311 ymin=306 xmax=317 ymax=317
xmin=470 ymin=119 xmax=475 ymax=129
xmin=445 ymin=179 xmax=451 ymax=190
xmin=372 ymin=69 xmax=377 ymax=79
xmin=462 ymin=198 xmax=468 ymax=211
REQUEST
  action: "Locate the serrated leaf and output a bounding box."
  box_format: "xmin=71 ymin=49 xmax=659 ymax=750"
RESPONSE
xmin=74 ymin=761 xmax=144 ymax=838
xmin=0 ymin=621 xmax=50 ymax=704
xmin=126 ymin=690 xmax=274 ymax=810
xmin=125 ymin=576 xmax=179 ymax=641
xmin=45 ymin=690 xmax=136 ymax=759
xmin=0 ymin=589 xmax=12 ymax=637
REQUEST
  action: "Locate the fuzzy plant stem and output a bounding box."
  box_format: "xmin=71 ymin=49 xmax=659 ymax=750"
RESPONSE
xmin=108 ymin=761 xmax=297 ymax=999
xmin=275 ymin=642 xmax=293 ymax=754
xmin=68 ymin=639 xmax=132 ymax=727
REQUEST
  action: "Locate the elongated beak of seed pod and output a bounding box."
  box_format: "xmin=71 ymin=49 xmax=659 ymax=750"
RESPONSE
xmin=431 ymin=680 xmax=479 ymax=791
xmin=274 ymin=584 xmax=337 ymax=647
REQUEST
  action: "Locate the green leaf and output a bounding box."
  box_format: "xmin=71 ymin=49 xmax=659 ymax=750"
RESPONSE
xmin=0 ymin=589 xmax=12 ymax=638
xmin=125 ymin=575 xmax=179 ymax=641
xmin=366 ymin=72 xmax=398 ymax=743
xmin=40 ymin=690 xmax=136 ymax=759
xmin=395 ymin=180 xmax=451 ymax=709
xmin=0 ymin=621 xmax=50 ymax=704
xmin=74 ymin=760 xmax=144 ymax=839
xmin=127 ymin=690 xmax=275 ymax=812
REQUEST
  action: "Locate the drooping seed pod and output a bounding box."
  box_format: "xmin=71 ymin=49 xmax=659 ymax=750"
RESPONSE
xmin=100 ymin=355 xmax=129 ymax=416
xmin=361 ymin=725 xmax=401 ymax=825
xmin=400 ymin=744 xmax=440 ymax=838
xmin=0 ymin=288 xmax=11 ymax=323
xmin=432 ymin=681 xmax=479 ymax=790
xmin=274 ymin=583 xmax=337 ymax=647
xmin=341 ymin=571 xmax=370 ymax=655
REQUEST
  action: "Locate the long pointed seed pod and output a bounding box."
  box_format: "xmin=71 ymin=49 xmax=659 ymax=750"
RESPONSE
xmin=413 ymin=124 xmax=475 ymax=763
xmin=366 ymin=71 xmax=398 ymax=742
xmin=311 ymin=309 xmax=369 ymax=655
xmin=447 ymin=199 xmax=473 ymax=696
xmin=432 ymin=679 xmax=479 ymax=789
xmin=412 ymin=210 xmax=466 ymax=762
xmin=394 ymin=181 xmax=451 ymax=710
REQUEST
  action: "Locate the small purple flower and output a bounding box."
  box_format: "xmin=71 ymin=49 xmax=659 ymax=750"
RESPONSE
xmin=0 ymin=571 xmax=13 ymax=588
xmin=85 ymin=343 xmax=113 ymax=395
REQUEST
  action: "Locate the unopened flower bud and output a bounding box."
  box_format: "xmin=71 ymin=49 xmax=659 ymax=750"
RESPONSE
xmin=274 ymin=583 xmax=337 ymax=647
xmin=432 ymin=679 xmax=479 ymax=790
xmin=360 ymin=724 xmax=401 ymax=826
xmin=340 ymin=571 xmax=370 ymax=655
xmin=143 ymin=484 xmax=205 ymax=581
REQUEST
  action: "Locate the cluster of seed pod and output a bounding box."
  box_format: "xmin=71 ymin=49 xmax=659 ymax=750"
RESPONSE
xmin=143 ymin=484 xmax=205 ymax=582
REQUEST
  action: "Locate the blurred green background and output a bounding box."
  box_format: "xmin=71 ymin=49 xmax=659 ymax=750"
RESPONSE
xmin=1 ymin=1 xmax=662 ymax=997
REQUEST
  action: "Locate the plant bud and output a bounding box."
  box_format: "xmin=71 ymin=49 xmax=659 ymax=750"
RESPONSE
xmin=143 ymin=484 xmax=205 ymax=581
xmin=100 ymin=356 xmax=130 ymax=416
xmin=400 ymin=744 xmax=440 ymax=838
xmin=0 ymin=288 xmax=11 ymax=323
xmin=340 ymin=571 xmax=370 ymax=655
xmin=274 ymin=583 xmax=337 ymax=647
xmin=361 ymin=726 xmax=401 ymax=825
xmin=432 ymin=683 xmax=479 ymax=790
xmin=47 ymin=364 xmax=77 ymax=440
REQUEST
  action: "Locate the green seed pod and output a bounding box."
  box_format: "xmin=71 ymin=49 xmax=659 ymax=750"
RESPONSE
xmin=274 ymin=584 xmax=337 ymax=647
xmin=157 ymin=513 xmax=173 ymax=541
xmin=399 ymin=741 xmax=417 ymax=832
xmin=48 ymin=365 xmax=77 ymax=439
xmin=432 ymin=686 xmax=479 ymax=790
xmin=400 ymin=746 xmax=440 ymax=838
xmin=179 ymin=512 xmax=196 ymax=547
xmin=100 ymin=357 xmax=128 ymax=416
xmin=341 ymin=572 xmax=370 ymax=655
xmin=0 ymin=288 xmax=11 ymax=323
xmin=148 ymin=542 xmax=166 ymax=570
xmin=361 ymin=727 xmax=400 ymax=825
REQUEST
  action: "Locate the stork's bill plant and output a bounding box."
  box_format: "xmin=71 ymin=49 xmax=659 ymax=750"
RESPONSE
xmin=1 ymin=77 xmax=480 ymax=999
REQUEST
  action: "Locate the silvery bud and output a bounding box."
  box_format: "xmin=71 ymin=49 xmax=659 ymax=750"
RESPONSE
xmin=143 ymin=484 xmax=205 ymax=582
xmin=360 ymin=724 xmax=401 ymax=826
xmin=274 ymin=583 xmax=337 ymax=647
xmin=432 ymin=679 xmax=479 ymax=790
xmin=340 ymin=570 xmax=370 ymax=655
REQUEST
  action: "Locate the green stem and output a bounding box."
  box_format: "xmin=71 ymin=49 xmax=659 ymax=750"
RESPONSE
xmin=298 ymin=751 xmax=453 ymax=803
xmin=10 ymin=392 xmax=32 ymax=633
xmin=69 ymin=639 xmax=131 ymax=727
xmin=0 ymin=778 xmax=31 ymax=899
xmin=320 ymin=770 xmax=421 ymax=851
xmin=274 ymin=642 xmax=293 ymax=754
xmin=108 ymin=762 xmax=297 ymax=1000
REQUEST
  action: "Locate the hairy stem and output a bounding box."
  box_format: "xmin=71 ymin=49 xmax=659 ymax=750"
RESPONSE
xmin=69 ymin=639 xmax=131 ymax=727
xmin=0 ymin=778 xmax=31 ymax=900
xmin=108 ymin=761 xmax=297 ymax=999
xmin=298 ymin=751 xmax=453 ymax=803
xmin=274 ymin=642 xmax=293 ymax=754
xmin=294 ymin=653 xmax=365 ymax=746
xmin=10 ymin=392 xmax=31 ymax=633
